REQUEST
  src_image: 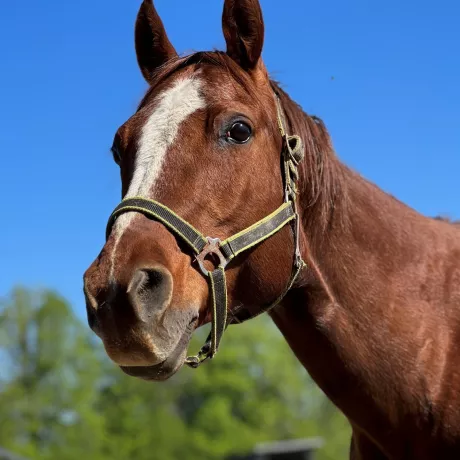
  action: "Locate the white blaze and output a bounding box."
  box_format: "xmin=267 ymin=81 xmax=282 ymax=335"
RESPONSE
xmin=109 ymin=76 xmax=205 ymax=277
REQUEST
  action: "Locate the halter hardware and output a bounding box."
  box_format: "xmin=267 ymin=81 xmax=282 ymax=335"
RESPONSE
xmin=195 ymin=237 xmax=228 ymax=277
xmin=105 ymin=94 xmax=306 ymax=368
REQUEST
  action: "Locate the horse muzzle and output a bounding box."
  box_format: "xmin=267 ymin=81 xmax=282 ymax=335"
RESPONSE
xmin=83 ymin=258 xmax=200 ymax=371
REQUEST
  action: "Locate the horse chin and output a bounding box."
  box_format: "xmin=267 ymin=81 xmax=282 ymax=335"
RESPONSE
xmin=119 ymin=321 xmax=195 ymax=382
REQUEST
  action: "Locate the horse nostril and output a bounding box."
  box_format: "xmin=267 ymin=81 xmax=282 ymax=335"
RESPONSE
xmin=127 ymin=266 xmax=173 ymax=322
xmin=131 ymin=268 xmax=163 ymax=293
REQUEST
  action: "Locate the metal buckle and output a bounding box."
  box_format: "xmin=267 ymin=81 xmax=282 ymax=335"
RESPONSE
xmin=195 ymin=237 xmax=228 ymax=277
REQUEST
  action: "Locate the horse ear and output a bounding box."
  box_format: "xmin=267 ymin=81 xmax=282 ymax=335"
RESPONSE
xmin=222 ymin=0 xmax=265 ymax=71
xmin=135 ymin=0 xmax=178 ymax=85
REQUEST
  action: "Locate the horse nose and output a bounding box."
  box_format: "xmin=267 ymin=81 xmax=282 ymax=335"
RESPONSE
xmin=83 ymin=264 xmax=173 ymax=330
xmin=126 ymin=266 xmax=173 ymax=322
xmin=83 ymin=254 xmax=180 ymax=367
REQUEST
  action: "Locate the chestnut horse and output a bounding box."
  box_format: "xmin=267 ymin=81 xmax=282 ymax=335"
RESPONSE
xmin=83 ymin=0 xmax=460 ymax=458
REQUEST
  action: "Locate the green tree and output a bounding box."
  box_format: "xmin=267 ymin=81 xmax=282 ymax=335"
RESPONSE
xmin=169 ymin=317 xmax=351 ymax=460
xmin=95 ymin=316 xmax=350 ymax=460
xmin=0 ymin=286 xmax=351 ymax=460
xmin=0 ymin=287 xmax=106 ymax=459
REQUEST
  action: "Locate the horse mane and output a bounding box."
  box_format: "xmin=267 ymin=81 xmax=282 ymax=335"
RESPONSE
xmin=433 ymin=216 xmax=460 ymax=226
xmin=141 ymin=51 xmax=348 ymax=230
xmin=269 ymin=81 xmax=348 ymax=229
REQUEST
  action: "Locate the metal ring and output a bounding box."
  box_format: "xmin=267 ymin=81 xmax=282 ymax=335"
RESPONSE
xmin=195 ymin=237 xmax=228 ymax=276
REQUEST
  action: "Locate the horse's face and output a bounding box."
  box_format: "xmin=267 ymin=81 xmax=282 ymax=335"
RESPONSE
xmin=83 ymin=0 xmax=294 ymax=380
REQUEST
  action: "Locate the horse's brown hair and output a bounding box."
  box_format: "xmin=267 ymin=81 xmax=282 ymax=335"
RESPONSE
xmin=140 ymin=50 xmax=348 ymax=231
xmin=84 ymin=1 xmax=460 ymax=458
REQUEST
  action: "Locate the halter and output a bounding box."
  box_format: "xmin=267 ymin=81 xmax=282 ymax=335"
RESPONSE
xmin=105 ymin=94 xmax=306 ymax=368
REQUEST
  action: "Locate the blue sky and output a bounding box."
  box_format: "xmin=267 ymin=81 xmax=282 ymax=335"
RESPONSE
xmin=1 ymin=0 xmax=459 ymax=321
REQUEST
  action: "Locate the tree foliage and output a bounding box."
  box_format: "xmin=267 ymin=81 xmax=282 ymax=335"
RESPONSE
xmin=0 ymin=287 xmax=350 ymax=459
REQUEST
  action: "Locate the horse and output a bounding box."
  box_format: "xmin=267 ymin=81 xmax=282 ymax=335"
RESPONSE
xmin=83 ymin=1 xmax=460 ymax=458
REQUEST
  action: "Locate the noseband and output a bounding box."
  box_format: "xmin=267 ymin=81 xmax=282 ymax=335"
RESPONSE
xmin=105 ymin=94 xmax=306 ymax=368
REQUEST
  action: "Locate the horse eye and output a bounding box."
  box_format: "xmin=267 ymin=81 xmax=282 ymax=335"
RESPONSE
xmin=111 ymin=146 xmax=121 ymax=165
xmin=227 ymin=122 xmax=252 ymax=144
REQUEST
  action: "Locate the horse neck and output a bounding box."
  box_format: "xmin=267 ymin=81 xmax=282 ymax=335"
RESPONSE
xmin=269 ymin=94 xmax=460 ymax=433
xmin=274 ymin=89 xmax=439 ymax=318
